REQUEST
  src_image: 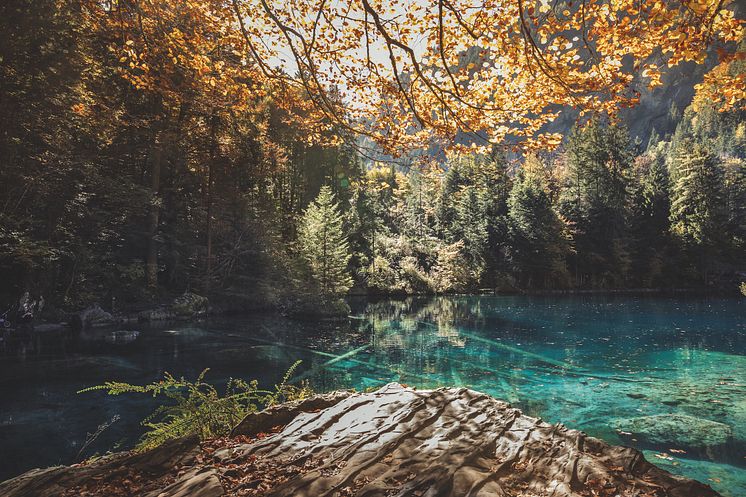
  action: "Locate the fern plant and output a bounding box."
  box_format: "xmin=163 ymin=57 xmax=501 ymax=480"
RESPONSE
xmin=79 ymin=361 xmax=313 ymax=451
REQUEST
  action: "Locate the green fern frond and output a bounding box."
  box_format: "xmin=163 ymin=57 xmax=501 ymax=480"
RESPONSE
xmin=79 ymin=361 xmax=312 ymax=452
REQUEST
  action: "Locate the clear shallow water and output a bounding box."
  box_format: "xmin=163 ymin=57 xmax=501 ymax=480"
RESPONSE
xmin=0 ymin=295 xmax=744 ymax=496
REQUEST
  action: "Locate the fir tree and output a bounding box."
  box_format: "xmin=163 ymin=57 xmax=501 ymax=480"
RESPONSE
xmin=629 ymin=154 xmax=672 ymax=286
xmin=472 ymin=152 xmax=512 ymax=286
xmin=669 ymin=141 xmax=726 ymax=281
xmin=723 ymin=158 xmax=746 ymax=255
xmin=453 ymin=186 xmax=489 ymax=282
xmin=508 ymin=157 xmax=570 ymax=288
xmin=564 ymin=120 xmax=633 ymax=286
xmin=298 ymin=186 xmax=353 ymax=296
xmin=646 ymin=128 xmax=660 ymax=153
xmin=436 ymin=162 xmax=464 ymax=239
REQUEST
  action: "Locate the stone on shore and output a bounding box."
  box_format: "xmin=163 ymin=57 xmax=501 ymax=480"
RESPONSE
xmin=138 ymin=292 xmax=208 ymax=322
xmin=171 ymin=292 xmax=209 ymax=318
xmin=0 ymin=384 xmax=721 ymax=497
xmin=72 ymin=304 xmax=115 ymax=329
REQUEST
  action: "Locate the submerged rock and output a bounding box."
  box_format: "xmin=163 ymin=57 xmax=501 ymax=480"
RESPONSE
xmin=612 ymin=413 xmax=733 ymax=454
xmin=0 ymin=384 xmax=721 ymax=497
xmin=626 ymin=392 xmax=647 ymax=399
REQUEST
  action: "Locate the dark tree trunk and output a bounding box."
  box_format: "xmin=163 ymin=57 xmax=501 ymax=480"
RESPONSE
xmin=205 ymin=115 xmax=218 ymax=294
xmin=146 ymin=133 xmax=164 ymax=290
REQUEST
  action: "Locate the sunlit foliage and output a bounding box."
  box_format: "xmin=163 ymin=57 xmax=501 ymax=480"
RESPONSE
xmin=79 ymin=362 xmax=313 ymax=451
xmin=82 ymin=0 xmax=744 ymax=154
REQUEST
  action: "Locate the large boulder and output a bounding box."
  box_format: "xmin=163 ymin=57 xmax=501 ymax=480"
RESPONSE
xmin=138 ymin=293 xmax=208 ymax=322
xmin=137 ymin=307 xmax=176 ymax=322
xmin=0 ymin=384 xmax=721 ymax=497
xmin=171 ymin=292 xmax=208 ymax=318
xmin=71 ymin=304 xmax=114 ymax=330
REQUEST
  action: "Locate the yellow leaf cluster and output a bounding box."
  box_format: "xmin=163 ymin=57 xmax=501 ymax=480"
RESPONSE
xmin=81 ymin=0 xmax=744 ymax=154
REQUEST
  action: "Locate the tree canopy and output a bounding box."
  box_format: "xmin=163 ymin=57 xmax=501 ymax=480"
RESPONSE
xmin=298 ymin=186 xmax=354 ymax=296
xmin=82 ymin=0 xmax=744 ymax=154
xmin=1 ymin=0 xmax=743 ymax=310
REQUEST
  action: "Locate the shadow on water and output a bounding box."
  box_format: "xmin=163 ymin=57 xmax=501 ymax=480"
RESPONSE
xmin=1 ymin=294 xmax=745 ymax=496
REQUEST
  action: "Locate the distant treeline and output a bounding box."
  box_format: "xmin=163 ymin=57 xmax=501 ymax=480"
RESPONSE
xmin=1 ymin=2 xmax=744 ymax=314
xmin=339 ymin=105 xmax=744 ymax=295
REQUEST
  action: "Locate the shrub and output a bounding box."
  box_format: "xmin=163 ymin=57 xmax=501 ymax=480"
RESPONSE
xmin=79 ymin=361 xmax=312 ymax=451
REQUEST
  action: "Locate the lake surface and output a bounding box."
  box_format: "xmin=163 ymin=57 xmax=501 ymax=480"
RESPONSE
xmin=0 ymin=295 xmax=744 ymax=496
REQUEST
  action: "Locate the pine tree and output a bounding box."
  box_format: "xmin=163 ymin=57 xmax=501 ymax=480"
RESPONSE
xmin=398 ymin=171 xmax=436 ymax=240
xmin=629 ymin=154 xmax=672 ymax=286
xmin=452 ymin=186 xmax=489 ymax=282
xmin=669 ymin=141 xmax=726 ymax=281
xmin=508 ymin=158 xmax=570 ymax=288
xmin=472 ymin=152 xmax=512 ymax=286
xmin=298 ymin=186 xmax=353 ymax=296
xmin=564 ymin=120 xmax=633 ymax=286
xmin=723 ymin=158 xmax=746 ymax=255
xmin=346 ymin=183 xmax=377 ymax=275
xmin=435 ymin=153 xmax=512 ymax=286
xmin=646 ymin=128 xmax=660 ymax=153
xmin=436 ymin=162 xmax=464 ymax=239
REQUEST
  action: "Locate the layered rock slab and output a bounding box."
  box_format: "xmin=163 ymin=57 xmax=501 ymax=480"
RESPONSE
xmin=0 ymin=383 xmax=720 ymax=497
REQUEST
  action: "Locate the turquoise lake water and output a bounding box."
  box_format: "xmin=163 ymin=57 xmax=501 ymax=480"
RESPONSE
xmin=0 ymin=295 xmax=744 ymax=495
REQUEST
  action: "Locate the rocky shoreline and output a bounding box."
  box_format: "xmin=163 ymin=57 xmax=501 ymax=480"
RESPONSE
xmin=2 ymin=291 xmax=352 ymax=338
xmin=0 ymin=383 xmax=720 ymax=497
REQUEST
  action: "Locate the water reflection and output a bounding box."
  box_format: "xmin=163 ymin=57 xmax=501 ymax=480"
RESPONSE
xmin=326 ymin=296 xmax=746 ymax=496
xmin=0 ymin=295 xmax=744 ymax=496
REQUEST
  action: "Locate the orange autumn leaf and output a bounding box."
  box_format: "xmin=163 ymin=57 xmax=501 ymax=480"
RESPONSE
xmin=80 ymin=0 xmax=744 ymax=155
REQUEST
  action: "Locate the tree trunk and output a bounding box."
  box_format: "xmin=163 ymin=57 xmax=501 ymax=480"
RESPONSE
xmin=146 ymin=133 xmax=164 ymax=290
xmin=205 ymin=115 xmax=218 ymax=294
